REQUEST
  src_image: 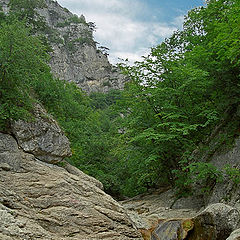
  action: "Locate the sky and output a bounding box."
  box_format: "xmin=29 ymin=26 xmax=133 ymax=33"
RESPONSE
xmin=57 ymin=0 xmax=204 ymax=64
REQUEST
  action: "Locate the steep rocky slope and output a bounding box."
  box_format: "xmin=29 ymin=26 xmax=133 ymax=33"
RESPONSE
xmin=0 ymin=104 xmax=142 ymax=240
xmin=0 ymin=0 xmax=127 ymax=93
xmin=38 ymin=0 xmax=127 ymax=93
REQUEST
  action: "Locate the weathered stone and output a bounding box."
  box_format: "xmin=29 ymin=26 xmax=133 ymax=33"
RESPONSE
xmin=0 ymin=162 xmax=12 ymax=171
xmin=151 ymin=219 xmax=194 ymax=240
xmin=188 ymin=203 xmax=240 ymax=240
xmin=62 ymin=161 xmax=104 ymax=190
xmin=0 ymin=133 xmax=21 ymax=171
xmin=205 ymin=137 xmax=240 ymax=207
xmin=172 ymin=195 xmax=204 ymax=210
xmin=1 ymin=0 xmax=127 ymax=93
xmin=122 ymin=189 xmax=199 ymax=231
xmin=226 ymin=228 xmax=240 ymax=240
xmin=11 ymin=104 xmax=71 ymax=163
xmin=122 ymin=190 xmax=240 ymax=240
xmin=0 ymin=0 xmax=9 ymax=14
xmin=0 ymin=134 xmax=142 ymax=240
xmin=36 ymin=0 xmax=127 ymax=93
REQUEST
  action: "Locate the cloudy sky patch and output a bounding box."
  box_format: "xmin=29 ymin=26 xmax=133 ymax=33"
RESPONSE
xmin=58 ymin=0 xmax=203 ymax=64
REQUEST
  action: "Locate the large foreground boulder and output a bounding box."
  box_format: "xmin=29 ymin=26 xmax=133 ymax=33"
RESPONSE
xmin=0 ymin=133 xmax=142 ymax=239
xmin=0 ymin=133 xmax=21 ymax=171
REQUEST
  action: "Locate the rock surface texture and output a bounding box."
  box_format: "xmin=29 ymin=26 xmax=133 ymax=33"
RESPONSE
xmin=0 ymin=0 xmax=127 ymax=93
xmin=11 ymin=104 xmax=72 ymax=163
xmin=121 ymin=189 xmax=199 ymax=240
xmin=226 ymin=228 xmax=240 ymax=240
xmin=122 ymin=190 xmax=240 ymax=240
xmin=0 ymin=133 xmax=142 ymax=240
xmin=38 ymin=0 xmax=127 ymax=93
xmin=0 ymin=104 xmax=141 ymax=239
xmin=188 ymin=203 xmax=240 ymax=240
xmin=204 ymin=136 xmax=240 ymax=208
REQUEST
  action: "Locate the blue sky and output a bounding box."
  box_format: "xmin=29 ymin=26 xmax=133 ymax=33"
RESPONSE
xmin=57 ymin=0 xmax=204 ymax=64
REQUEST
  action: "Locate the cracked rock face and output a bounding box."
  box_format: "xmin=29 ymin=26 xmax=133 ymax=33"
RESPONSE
xmin=11 ymin=104 xmax=72 ymax=163
xmin=187 ymin=203 xmax=240 ymax=240
xmin=0 ymin=134 xmax=142 ymax=240
xmin=122 ymin=189 xmax=240 ymax=240
xmin=37 ymin=0 xmax=127 ymax=93
xmin=0 ymin=133 xmax=21 ymax=171
xmin=0 ymin=0 xmax=127 ymax=93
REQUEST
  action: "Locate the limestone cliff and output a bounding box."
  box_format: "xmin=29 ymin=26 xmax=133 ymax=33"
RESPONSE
xmin=38 ymin=0 xmax=127 ymax=93
xmin=0 ymin=104 xmax=142 ymax=240
xmin=0 ymin=0 xmax=127 ymax=93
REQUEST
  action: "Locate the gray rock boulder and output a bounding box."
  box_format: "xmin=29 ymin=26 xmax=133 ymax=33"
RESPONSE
xmin=188 ymin=203 xmax=240 ymax=240
xmin=151 ymin=219 xmax=193 ymax=240
xmin=122 ymin=189 xmax=198 ymax=240
xmin=0 ymin=134 xmax=142 ymax=240
xmin=122 ymin=189 xmax=240 ymax=240
xmin=11 ymin=104 xmax=71 ymax=163
xmin=63 ymin=160 xmax=104 ymax=190
xmin=226 ymin=228 xmax=240 ymax=240
xmin=0 ymin=133 xmax=21 ymax=171
xmin=204 ymin=136 xmax=240 ymax=207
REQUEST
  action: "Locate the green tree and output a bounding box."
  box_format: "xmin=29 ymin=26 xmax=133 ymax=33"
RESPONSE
xmin=113 ymin=0 xmax=240 ymax=196
xmin=8 ymin=0 xmax=47 ymax=32
xmin=0 ymin=18 xmax=50 ymax=129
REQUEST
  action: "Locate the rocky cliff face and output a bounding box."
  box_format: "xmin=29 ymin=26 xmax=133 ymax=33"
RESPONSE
xmin=0 ymin=0 xmax=8 ymax=13
xmin=0 ymin=104 xmax=142 ymax=240
xmin=38 ymin=0 xmax=127 ymax=93
xmin=0 ymin=0 xmax=127 ymax=93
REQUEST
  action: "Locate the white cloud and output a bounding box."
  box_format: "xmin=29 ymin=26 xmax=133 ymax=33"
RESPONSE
xmin=110 ymin=48 xmax=150 ymax=64
xmin=172 ymin=15 xmax=185 ymax=29
xmin=152 ymin=24 xmax=177 ymax=39
xmin=57 ymin=0 xmax=185 ymax=64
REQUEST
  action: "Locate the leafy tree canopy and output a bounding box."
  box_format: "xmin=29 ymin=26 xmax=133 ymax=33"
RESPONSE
xmin=1 ymin=0 xmax=240 ymax=198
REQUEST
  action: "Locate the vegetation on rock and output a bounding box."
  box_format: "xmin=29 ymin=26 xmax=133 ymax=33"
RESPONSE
xmin=1 ymin=0 xmax=240 ymax=198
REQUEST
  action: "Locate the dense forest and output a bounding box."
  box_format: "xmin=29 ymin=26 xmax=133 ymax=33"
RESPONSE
xmin=0 ymin=0 xmax=240 ymax=199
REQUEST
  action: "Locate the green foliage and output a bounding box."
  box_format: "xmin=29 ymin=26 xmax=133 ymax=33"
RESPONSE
xmin=113 ymin=0 xmax=240 ymax=196
xmin=63 ymin=29 xmax=93 ymax=52
xmin=56 ymin=15 xmax=87 ymax=28
xmin=0 ymin=18 xmax=50 ymax=130
xmin=224 ymin=165 xmax=240 ymax=185
xmin=69 ymin=15 xmax=87 ymax=24
xmin=44 ymin=27 xmax=64 ymax=45
xmin=63 ymin=7 xmax=70 ymax=13
xmin=8 ymin=0 xmax=47 ymax=33
xmin=74 ymin=36 xmax=93 ymax=45
xmin=173 ymin=162 xmax=223 ymax=197
xmin=102 ymin=81 xmax=111 ymax=87
xmin=2 ymin=0 xmax=240 ymax=199
xmin=65 ymin=41 xmax=75 ymax=52
xmin=56 ymin=161 xmax=67 ymax=168
xmin=89 ymin=90 xmax=122 ymax=110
